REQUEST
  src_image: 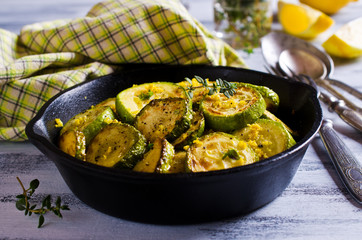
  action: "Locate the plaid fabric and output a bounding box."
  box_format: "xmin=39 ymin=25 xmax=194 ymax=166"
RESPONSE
xmin=0 ymin=0 xmax=246 ymax=141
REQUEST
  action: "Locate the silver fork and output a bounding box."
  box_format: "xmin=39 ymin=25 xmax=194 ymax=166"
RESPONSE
xmin=266 ymin=64 xmax=362 ymax=204
xmin=267 ymin=64 xmax=362 ymax=133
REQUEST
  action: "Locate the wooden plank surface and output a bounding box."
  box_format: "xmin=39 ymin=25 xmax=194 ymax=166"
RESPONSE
xmin=1 ymin=0 xmax=361 ymax=239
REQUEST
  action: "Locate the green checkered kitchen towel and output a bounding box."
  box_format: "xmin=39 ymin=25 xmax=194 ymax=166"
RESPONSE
xmin=0 ymin=0 xmax=246 ymax=141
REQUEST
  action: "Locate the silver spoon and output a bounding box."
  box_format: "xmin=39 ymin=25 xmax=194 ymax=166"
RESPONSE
xmin=279 ymin=49 xmax=362 ymax=133
xmin=279 ymin=49 xmax=362 ymax=114
xmin=261 ymin=32 xmax=362 ymax=109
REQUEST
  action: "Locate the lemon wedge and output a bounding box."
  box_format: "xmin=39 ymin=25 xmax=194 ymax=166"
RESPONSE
xmin=300 ymin=0 xmax=358 ymax=15
xmin=278 ymin=0 xmax=334 ymax=39
xmin=322 ymin=17 xmax=362 ymax=58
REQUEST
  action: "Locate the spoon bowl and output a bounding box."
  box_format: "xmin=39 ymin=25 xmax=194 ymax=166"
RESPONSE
xmin=279 ymin=49 xmax=327 ymax=80
xmin=261 ymin=32 xmax=334 ymax=77
xmin=262 ymin=32 xmax=362 ymax=113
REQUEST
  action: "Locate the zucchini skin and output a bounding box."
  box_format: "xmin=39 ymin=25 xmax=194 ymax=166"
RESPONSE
xmin=116 ymin=82 xmax=187 ymax=124
xmin=133 ymin=138 xmax=176 ymax=173
xmin=172 ymin=110 xmax=205 ymax=149
xmin=155 ymin=138 xmax=175 ymax=173
xmin=134 ymin=98 xmax=193 ymax=142
xmin=58 ymin=130 xmax=86 ymax=161
xmin=82 ymin=107 xmax=116 ymax=145
xmin=201 ymin=87 xmax=266 ymax=132
xmin=133 ymin=138 xmax=163 ymax=173
xmin=60 ymin=106 xmax=116 ymax=145
xmin=237 ymin=82 xmax=280 ymax=112
xmin=86 ymin=122 xmax=147 ymax=169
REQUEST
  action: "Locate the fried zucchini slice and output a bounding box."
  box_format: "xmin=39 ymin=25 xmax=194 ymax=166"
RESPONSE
xmin=168 ymin=151 xmax=187 ymax=173
xmin=134 ymin=98 xmax=193 ymax=142
xmin=86 ymin=122 xmax=147 ymax=168
xmin=172 ymin=110 xmax=205 ymax=149
xmin=232 ymin=119 xmax=296 ymax=160
xmin=261 ymin=110 xmax=297 ymax=136
xmin=116 ymin=82 xmax=187 ymax=123
xmin=201 ymin=85 xmax=266 ymax=132
xmin=133 ymin=138 xmax=176 ymax=173
xmin=186 ymin=132 xmax=258 ymax=172
xmin=237 ymin=82 xmax=280 ymax=112
xmin=96 ymin=97 xmax=116 ymax=113
xmin=58 ymin=130 xmax=86 ymax=161
xmin=60 ymin=106 xmax=116 ymax=145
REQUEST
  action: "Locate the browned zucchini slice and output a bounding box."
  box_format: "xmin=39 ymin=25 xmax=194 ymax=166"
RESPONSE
xmin=116 ymin=82 xmax=187 ymax=123
xmin=186 ymin=132 xmax=258 ymax=172
xmin=200 ymin=85 xmax=266 ymax=132
xmin=58 ymin=130 xmax=86 ymax=161
xmin=60 ymin=106 xmax=116 ymax=145
xmin=133 ymin=138 xmax=175 ymax=173
xmin=86 ymin=122 xmax=147 ymax=168
xmin=134 ymin=98 xmax=193 ymax=142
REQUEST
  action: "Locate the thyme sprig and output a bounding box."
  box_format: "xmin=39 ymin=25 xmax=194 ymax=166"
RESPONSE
xmin=184 ymin=75 xmax=237 ymax=99
xmin=15 ymin=177 xmax=70 ymax=228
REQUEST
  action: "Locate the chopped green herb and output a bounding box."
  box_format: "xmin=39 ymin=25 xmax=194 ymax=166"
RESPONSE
xmin=222 ymin=149 xmax=240 ymax=160
xmin=138 ymin=90 xmax=154 ymax=100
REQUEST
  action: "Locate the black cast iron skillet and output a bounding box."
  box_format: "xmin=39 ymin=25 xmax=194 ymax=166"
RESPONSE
xmin=26 ymin=64 xmax=322 ymax=224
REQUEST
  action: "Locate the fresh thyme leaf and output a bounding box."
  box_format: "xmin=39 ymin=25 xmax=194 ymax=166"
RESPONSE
xmin=16 ymin=194 xmax=25 ymax=199
xmin=56 ymin=196 xmax=61 ymax=208
xmin=16 ymin=200 xmax=26 ymax=211
xmin=185 ymin=77 xmax=193 ymax=85
xmin=15 ymin=177 xmax=70 ymax=228
xmin=186 ymin=91 xmax=193 ymax=100
xmin=61 ymin=205 xmax=70 ymax=211
xmin=208 ymin=88 xmax=215 ymax=95
xmin=222 ymin=149 xmax=240 ymax=160
xmin=194 ymin=75 xmax=205 ymax=85
xmin=29 ymin=179 xmax=39 ymax=191
xmin=38 ymin=215 xmax=45 ymax=228
xmin=184 ymin=75 xmax=237 ymax=99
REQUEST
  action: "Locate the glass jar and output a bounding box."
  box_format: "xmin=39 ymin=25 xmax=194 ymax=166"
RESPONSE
xmin=214 ymin=0 xmax=273 ymax=50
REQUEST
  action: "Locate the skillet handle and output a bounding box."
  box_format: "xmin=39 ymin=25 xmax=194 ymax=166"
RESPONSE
xmin=319 ymin=119 xmax=362 ymax=205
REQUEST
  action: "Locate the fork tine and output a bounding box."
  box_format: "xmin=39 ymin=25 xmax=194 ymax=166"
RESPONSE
xmin=283 ymin=66 xmax=316 ymax=87
xmin=273 ymin=65 xmax=288 ymax=77
xmin=264 ymin=64 xmax=274 ymax=74
xmin=283 ymin=65 xmax=308 ymax=83
xmin=264 ymin=64 xmax=286 ymax=78
xmin=299 ymin=74 xmax=319 ymax=91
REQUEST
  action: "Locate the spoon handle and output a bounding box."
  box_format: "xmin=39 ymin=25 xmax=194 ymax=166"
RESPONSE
xmin=320 ymin=92 xmax=362 ymax=133
xmin=317 ymin=79 xmax=362 ymax=114
xmin=319 ymin=119 xmax=362 ymax=204
xmin=325 ymin=78 xmax=362 ymax=101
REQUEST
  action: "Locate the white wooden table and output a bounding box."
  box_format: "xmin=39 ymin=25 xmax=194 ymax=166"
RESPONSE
xmin=1 ymin=0 xmax=361 ymax=239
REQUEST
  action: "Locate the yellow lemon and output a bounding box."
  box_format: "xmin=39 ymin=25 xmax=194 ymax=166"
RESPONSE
xmin=278 ymin=0 xmax=334 ymax=39
xmin=300 ymin=0 xmax=358 ymax=15
xmin=322 ymin=17 xmax=362 ymax=58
